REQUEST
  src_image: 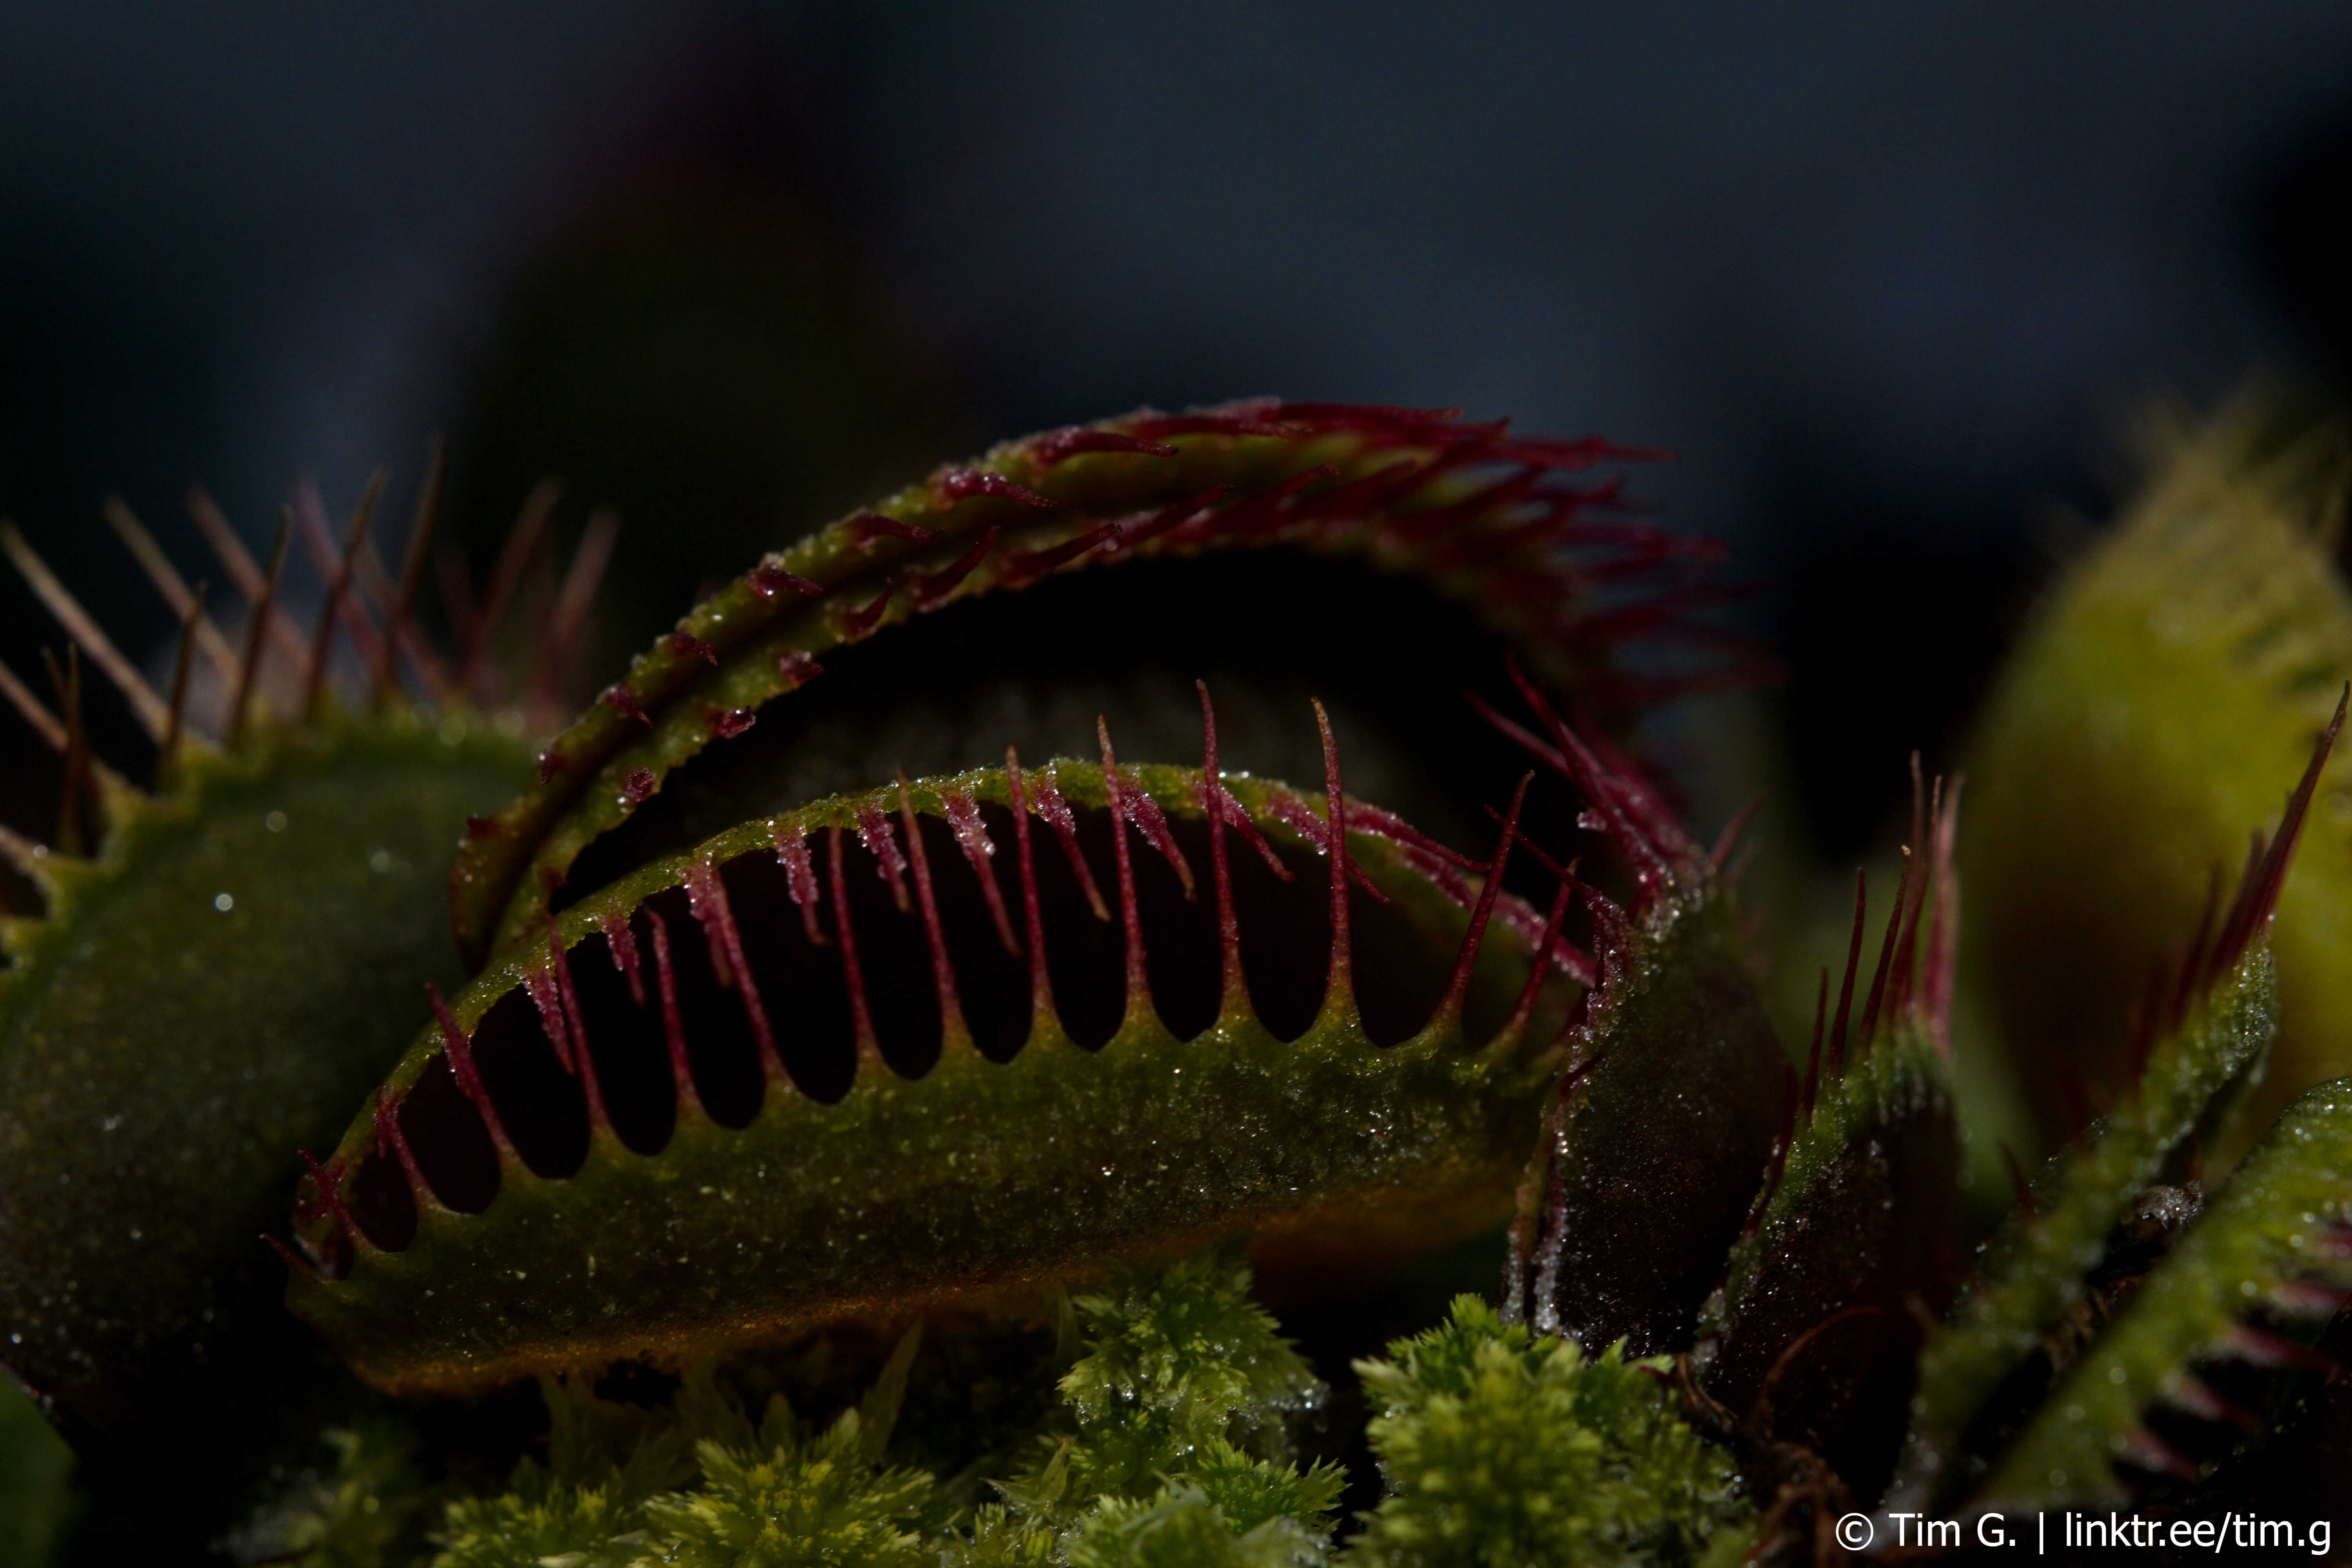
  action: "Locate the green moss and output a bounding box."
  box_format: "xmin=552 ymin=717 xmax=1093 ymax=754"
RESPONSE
xmin=1348 ymin=1297 xmax=1751 ymax=1568
xmin=220 ymin=1418 xmax=437 ymax=1568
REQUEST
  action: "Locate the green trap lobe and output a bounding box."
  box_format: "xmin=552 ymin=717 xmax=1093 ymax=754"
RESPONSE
xmin=450 ymin=403 xmax=1690 ymax=969
xmin=0 ymin=719 xmax=529 ymax=1442
xmin=291 ymin=762 xmax=1573 ymax=1396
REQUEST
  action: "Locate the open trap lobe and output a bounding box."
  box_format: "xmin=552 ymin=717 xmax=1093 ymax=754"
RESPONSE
xmin=324 ymin=751 xmax=1570 ymax=1269
xmin=556 ymin=549 xmax=1599 ymax=926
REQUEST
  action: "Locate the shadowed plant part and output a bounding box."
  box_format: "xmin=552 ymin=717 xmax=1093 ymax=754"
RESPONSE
xmin=0 ymin=456 xmax=605 ymax=1547
xmin=1490 ymin=669 xmax=1789 ymax=1358
xmin=1695 ymin=764 xmax=1965 ymax=1505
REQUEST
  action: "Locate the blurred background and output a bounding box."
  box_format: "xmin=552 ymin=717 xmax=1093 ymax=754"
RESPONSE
xmin=5 ymin=0 xmax=2352 ymax=855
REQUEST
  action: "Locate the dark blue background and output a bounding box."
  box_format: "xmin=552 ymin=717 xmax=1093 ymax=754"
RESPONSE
xmin=6 ymin=2 xmax=2351 ymax=846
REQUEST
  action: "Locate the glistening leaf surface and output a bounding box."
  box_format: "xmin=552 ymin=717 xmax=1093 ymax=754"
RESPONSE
xmin=451 ymin=402 xmax=1705 ymax=967
xmin=0 ymin=718 xmax=528 ymax=1441
xmin=292 ymin=761 xmax=1573 ymax=1396
xmin=1983 ymin=1076 xmax=2352 ymax=1507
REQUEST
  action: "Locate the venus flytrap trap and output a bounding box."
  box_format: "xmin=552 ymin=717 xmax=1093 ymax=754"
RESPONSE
xmin=7 ymin=397 xmax=2352 ymax=1565
xmin=1965 ymin=398 xmax=2352 ymax=1153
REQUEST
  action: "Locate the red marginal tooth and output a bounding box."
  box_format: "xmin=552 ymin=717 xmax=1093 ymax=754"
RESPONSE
xmin=940 ymin=788 xmax=1018 ymax=956
xmin=1213 ymin=463 xmax=1336 ymax=541
xmin=683 ymin=860 xmax=782 ymax=1082
xmin=934 ymin=470 xmax=1053 ymax=508
xmin=1488 ymin=833 xmax=1598 ymax=989
xmin=523 ymin=936 xmax=577 ymax=1076
xmin=708 ymin=707 xmax=756 ymax=739
xmin=548 ymin=928 xmax=609 ymax=1133
xmin=263 ymin=1232 xmax=323 ymax=1281
xmin=898 ymin=777 xmax=971 ymax=1053
xmin=1708 ymin=798 xmax=1762 ymax=871
xmin=828 ymin=824 xmax=883 ymax=1066
xmin=373 ymin=1088 xmax=433 ymax=1207
xmin=848 ymin=512 xmax=937 ymax=549
xmin=623 ymin=768 xmax=658 ymax=805
xmin=1122 ymin=412 xmax=1304 ymax=441
xmin=2274 ymin=1279 xmax=2352 ymax=1318
xmin=910 ymin=524 xmax=1002 ymax=609
xmin=1430 ymin=772 xmax=1530 ymax=1040
xmin=856 ymin=804 xmax=912 ymax=912
xmin=1314 ymin=701 xmax=1357 ymax=1021
xmin=777 ymin=649 xmax=823 ymax=686
xmin=597 ymin=908 xmax=646 ymax=1010
xmin=1198 ymin=684 xmax=1244 ymax=1007
xmin=537 ymin=748 xmax=564 ymax=784
xmin=2166 ymin=1373 xmax=2260 ymax=1431
xmin=1802 ymin=967 xmax=1829 ymax=1121
xmin=643 ymin=909 xmax=704 ymax=1116
xmin=2117 ymin=1426 xmax=2201 ymax=1481
xmin=842 ymin=584 xmax=894 ymax=640
xmin=1095 ymin=718 xmax=1151 ymax=1018
xmin=2209 ymin=684 xmax=2348 ymax=984
xmin=1263 ymin=786 xmax=1386 ymax=900
xmin=669 ymin=631 xmax=718 ymax=665
xmin=1855 ymin=846 xmax=1914 ymax=1054
xmin=1491 ymin=662 xmax=1699 ymax=900
xmin=1398 ymin=824 xmax=1482 ymax=909
xmin=1031 ymin=766 xmax=1111 ymax=922
xmin=1001 ymin=520 xmax=1120 ymax=586
xmin=1029 ymin=426 xmax=1180 ymax=466
xmin=771 ymin=824 xmax=828 ymax=947
xmin=1298 ymin=457 xmax=1430 ymax=539
xmin=1116 ymin=484 xmax=1227 ymax=551
xmin=1998 ymin=1142 xmax=2038 ymax=1221
xmin=2225 ymin=1325 xmax=2339 ymax=1374
xmin=602 ymin=684 xmax=652 ymax=726
xmin=1005 ymin=749 xmax=1058 ymax=1028
xmin=429 ymin=982 xmax=517 ymax=1163
xmin=1122 ymin=779 xmax=1194 ymax=900
xmin=1212 ymin=775 xmax=1292 ymax=883
xmin=298 ymin=1148 xmax=376 ymax=1257
xmin=749 ymin=559 xmax=824 ymax=599
xmin=1496 ymin=880 xmax=1577 ymax=1049
xmin=1922 ymin=780 xmax=1963 ymax=1053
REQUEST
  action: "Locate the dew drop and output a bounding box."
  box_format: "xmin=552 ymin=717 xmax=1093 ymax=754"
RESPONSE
xmin=369 ymin=849 xmax=395 ymax=874
xmin=213 ymin=893 xmax=234 ymax=913
xmin=265 ymin=811 xmax=288 ymax=833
